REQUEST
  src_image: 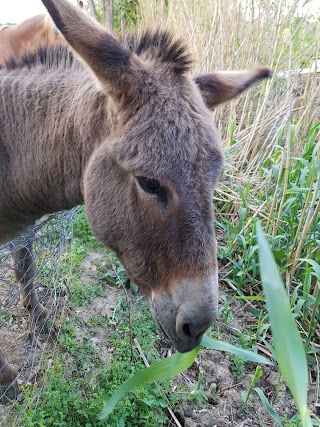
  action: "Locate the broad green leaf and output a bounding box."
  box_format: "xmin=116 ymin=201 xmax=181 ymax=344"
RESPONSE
xmin=201 ymin=335 xmax=273 ymax=365
xmin=256 ymin=223 xmax=312 ymax=427
xmin=253 ymin=387 xmax=283 ymax=426
xmin=98 ymin=345 xmax=200 ymax=420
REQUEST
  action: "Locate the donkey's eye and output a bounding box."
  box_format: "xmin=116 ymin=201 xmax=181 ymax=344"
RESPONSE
xmin=137 ymin=176 xmax=161 ymax=194
xmin=136 ymin=176 xmax=168 ymax=205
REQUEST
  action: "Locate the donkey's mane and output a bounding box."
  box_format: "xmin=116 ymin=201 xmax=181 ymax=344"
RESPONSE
xmin=3 ymin=44 xmax=76 ymax=70
xmin=3 ymin=30 xmax=192 ymax=74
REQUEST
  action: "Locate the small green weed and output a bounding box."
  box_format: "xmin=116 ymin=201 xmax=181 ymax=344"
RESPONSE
xmin=73 ymin=207 xmax=102 ymax=249
xmin=282 ymin=414 xmax=302 ymax=426
xmin=230 ymin=354 xmax=246 ymax=380
xmin=70 ymin=281 xmax=105 ymax=307
xmin=241 ymin=365 xmax=263 ymax=412
xmin=88 ymin=314 xmax=105 ymax=326
xmin=183 ymin=367 xmax=210 ymax=405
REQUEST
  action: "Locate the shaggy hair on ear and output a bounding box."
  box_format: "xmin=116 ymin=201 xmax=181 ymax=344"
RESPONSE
xmin=125 ymin=30 xmax=193 ymax=74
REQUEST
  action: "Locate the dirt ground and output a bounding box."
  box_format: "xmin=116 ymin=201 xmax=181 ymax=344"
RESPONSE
xmin=0 ymin=250 xmax=319 ymax=426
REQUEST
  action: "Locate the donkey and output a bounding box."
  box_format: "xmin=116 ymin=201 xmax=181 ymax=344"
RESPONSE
xmin=0 ymin=14 xmax=62 ymax=67
xmin=0 ymin=0 xmax=270 ymax=400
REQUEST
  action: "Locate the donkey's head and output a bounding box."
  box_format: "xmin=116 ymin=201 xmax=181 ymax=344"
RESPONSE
xmin=42 ymin=0 xmax=270 ymax=352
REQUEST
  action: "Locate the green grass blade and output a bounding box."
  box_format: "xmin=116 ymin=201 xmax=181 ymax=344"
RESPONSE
xmin=253 ymin=387 xmax=283 ymax=426
xmin=98 ymin=345 xmax=200 ymax=420
xmin=256 ymin=223 xmax=312 ymax=427
xmin=297 ymin=258 xmax=320 ymax=279
xmin=201 ymin=335 xmax=273 ymax=365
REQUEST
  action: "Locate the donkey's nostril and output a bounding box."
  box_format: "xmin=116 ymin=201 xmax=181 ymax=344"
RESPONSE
xmin=178 ymin=318 xmax=208 ymax=341
xmin=174 ymin=315 xmax=211 ymax=352
xmin=182 ymin=323 xmax=192 ymax=338
xmin=176 ymin=312 xmax=215 ymax=350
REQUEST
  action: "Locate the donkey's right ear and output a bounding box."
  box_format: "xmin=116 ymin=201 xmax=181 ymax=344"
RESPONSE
xmin=194 ymin=68 xmax=271 ymax=110
xmin=41 ymin=0 xmax=141 ymax=97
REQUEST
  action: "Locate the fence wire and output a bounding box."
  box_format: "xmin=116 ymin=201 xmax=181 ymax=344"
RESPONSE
xmin=0 ymin=208 xmax=78 ymax=421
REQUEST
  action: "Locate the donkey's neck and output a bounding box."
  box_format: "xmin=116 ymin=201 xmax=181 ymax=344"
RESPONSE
xmin=0 ymin=68 xmax=116 ymax=234
xmin=42 ymin=76 xmax=114 ymax=207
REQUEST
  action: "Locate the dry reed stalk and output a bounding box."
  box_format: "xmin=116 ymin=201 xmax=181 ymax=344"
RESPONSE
xmin=290 ymin=181 xmax=320 ymax=281
xmin=289 ymin=168 xmax=319 ymax=260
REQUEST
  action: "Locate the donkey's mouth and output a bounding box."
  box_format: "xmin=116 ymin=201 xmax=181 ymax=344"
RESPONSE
xmin=150 ymin=300 xmax=201 ymax=353
xmin=153 ymin=311 xmax=172 ymax=342
xmin=150 ymin=303 xmax=175 ymax=345
xmin=150 ymin=303 xmax=166 ymax=335
xmin=150 ymin=275 xmax=218 ymax=353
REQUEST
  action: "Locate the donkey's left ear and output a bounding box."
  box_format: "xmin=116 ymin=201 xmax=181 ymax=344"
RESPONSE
xmin=41 ymin=0 xmax=142 ymax=99
xmin=194 ymin=68 xmax=271 ymax=110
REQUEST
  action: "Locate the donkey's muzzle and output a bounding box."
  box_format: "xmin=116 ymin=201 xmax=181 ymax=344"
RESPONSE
xmin=151 ymin=274 xmax=218 ymax=353
xmin=175 ymin=309 xmax=214 ymax=352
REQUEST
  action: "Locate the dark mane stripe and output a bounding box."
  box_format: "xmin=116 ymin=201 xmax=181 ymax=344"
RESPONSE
xmin=3 ymin=44 xmax=76 ymax=70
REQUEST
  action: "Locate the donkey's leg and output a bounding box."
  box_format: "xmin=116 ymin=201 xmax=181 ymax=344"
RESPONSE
xmin=0 ymin=347 xmax=19 ymax=403
xmin=12 ymin=240 xmax=49 ymax=328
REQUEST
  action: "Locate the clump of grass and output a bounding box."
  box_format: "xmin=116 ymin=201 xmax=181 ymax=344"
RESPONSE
xmin=217 ymin=122 xmax=319 ymax=350
xmin=73 ymin=206 xmax=102 ymax=250
xmin=9 ymin=300 xmax=173 ymax=426
xmin=230 ymin=354 xmax=246 ymax=380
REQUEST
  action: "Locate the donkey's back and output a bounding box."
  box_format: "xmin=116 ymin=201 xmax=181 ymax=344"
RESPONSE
xmin=0 ymin=46 xmax=108 ymax=244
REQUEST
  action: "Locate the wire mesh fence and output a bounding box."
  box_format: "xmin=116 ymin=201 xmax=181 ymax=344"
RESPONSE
xmin=0 ymin=208 xmax=78 ymax=419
